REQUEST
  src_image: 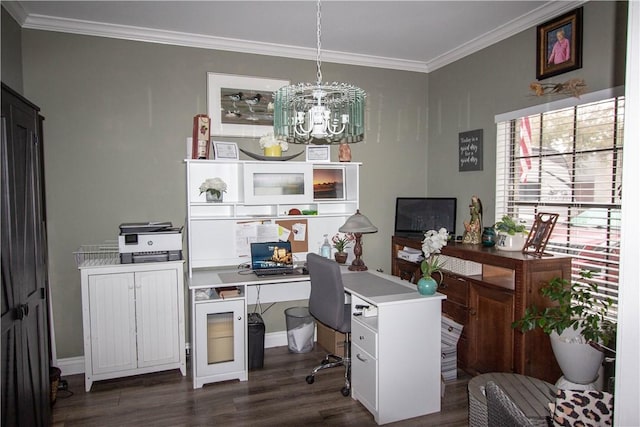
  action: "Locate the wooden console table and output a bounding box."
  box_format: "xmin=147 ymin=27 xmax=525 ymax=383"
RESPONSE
xmin=391 ymin=236 xmax=571 ymax=384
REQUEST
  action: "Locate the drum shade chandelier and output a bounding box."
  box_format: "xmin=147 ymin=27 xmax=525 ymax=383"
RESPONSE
xmin=273 ymin=0 xmax=366 ymax=145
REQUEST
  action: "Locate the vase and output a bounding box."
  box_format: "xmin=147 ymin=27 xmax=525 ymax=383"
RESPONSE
xmin=263 ymin=145 xmax=282 ymax=157
xmin=206 ymin=191 xmax=222 ymax=203
xmin=496 ymin=232 xmax=526 ymax=251
xmin=481 ymin=227 xmax=496 ymax=247
xmin=334 ymin=252 xmax=348 ymax=264
xmin=550 ymin=328 xmax=604 ymax=386
xmin=417 ymin=276 xmax=437 ymax=295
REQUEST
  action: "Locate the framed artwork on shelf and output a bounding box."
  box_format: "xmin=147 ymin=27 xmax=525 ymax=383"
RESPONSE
xmin=522 ymin=212 xmax=559 ymax=256
xmin=313 ymin=166 xmax=345 ymax=200
xmin=213 ymin=141 xmax=239 ymax=160
xmin=207 ymin=73 xmax=289 ymax=138
xmin=306 ymin=145 xmax=330 ymax=162
xmin=243 ymin=163 xmax=313 ymax=205
xmin=536 ymin=8 xmax=583 ymax=80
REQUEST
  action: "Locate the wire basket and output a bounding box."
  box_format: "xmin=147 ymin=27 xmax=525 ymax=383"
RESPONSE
xmin=74 ymin=241 xmax=119 ymax=267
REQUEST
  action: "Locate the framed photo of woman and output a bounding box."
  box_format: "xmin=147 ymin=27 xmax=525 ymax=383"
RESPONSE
xmin=536 ymin=8 xmax=583 ymax=80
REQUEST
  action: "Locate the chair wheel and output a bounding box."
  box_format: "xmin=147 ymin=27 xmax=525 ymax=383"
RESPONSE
xmin=341 ymin=386 xmax=350 ymax=396
xmin=306 ymin=375 xmax=315 ymax=384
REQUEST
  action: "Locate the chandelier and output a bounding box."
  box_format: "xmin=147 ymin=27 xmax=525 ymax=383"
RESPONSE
xmin=273 ymin=0 xmax=366 ymax=145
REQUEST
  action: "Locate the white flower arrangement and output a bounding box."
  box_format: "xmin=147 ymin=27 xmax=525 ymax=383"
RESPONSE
xmin=259 ymin=132 xmax=289 ymax=152
xmin=421 ymin=228 xmax=449 ymax=277
xmin=199 ymin=177 xmax=227 ymax=198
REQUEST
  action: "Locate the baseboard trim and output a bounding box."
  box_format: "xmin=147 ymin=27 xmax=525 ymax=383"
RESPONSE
xmin=55 ymin=356 xmax=85 ymax=376
xmin=56 ymin=332 xmax=295 ymax=376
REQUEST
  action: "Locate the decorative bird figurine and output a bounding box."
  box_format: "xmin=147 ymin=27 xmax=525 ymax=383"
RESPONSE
xmin=244 ymin=93 xmax=262 ymax=112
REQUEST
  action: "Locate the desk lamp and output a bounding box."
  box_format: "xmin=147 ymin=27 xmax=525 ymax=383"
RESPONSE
xmin=339 ymin=210 xmax=378 ymax=271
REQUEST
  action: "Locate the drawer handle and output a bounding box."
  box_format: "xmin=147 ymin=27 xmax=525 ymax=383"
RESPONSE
xmin=359 ymin=335 xmax=365 ymax=341
xmin=356 ymin=353 xmax=368 ymax=362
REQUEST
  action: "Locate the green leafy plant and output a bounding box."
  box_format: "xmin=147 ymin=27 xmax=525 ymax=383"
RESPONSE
xmin=512 ymin=270 xmax=616 ymax=346
xmin=494 ymin=215 xmax=527 ymax=235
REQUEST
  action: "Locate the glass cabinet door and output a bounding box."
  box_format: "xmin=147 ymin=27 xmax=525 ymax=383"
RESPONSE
xmin=194 ymin=299 xmax=245 ymax=378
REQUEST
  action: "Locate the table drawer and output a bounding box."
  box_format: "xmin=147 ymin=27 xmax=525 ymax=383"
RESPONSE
xmin=352 ymin=344 xmax=377 ymax=412
xmin=439 ymin=274 xmax=469 ymax=305
xmin=442 ymin=300 xmax=468 ymax=325
xmin=352 ymin=318 xmax=377 ymax=358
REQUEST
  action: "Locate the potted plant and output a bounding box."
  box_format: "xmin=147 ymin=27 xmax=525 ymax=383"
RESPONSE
xmin=418 ymin=228 xmax=449 ymax=295
xmin=259 ymin=133 xmax=289 ymax=157
xmin=199 ymin=177 xmax=227 ymax=202
xmin=331 ymin=232 xmax=354 ymax=264
xmin=493 ymin=215 xmax=528 ymax=251
xmin=512 ymin=270 xmax=616 ymax=385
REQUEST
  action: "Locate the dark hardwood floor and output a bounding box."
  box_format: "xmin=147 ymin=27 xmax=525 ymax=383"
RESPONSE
xmin=52 ymin=346 xmax=471 ymax=426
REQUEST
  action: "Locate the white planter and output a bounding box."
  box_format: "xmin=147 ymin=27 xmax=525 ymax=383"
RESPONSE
xmin=495 ymin=232 xmax=526 ymax=251
xmin=550 ymin=328 xmax=604 ymax=384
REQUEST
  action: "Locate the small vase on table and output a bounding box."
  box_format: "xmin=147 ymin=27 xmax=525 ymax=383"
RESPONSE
xmin=417 ymin=276 xmax=438 ymax=295
xmin=206 ymin=191 xmax=222 ymax=203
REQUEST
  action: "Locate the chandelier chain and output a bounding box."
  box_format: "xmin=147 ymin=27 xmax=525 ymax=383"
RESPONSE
xmin=316 ymin=0 xmax=322 ymax=84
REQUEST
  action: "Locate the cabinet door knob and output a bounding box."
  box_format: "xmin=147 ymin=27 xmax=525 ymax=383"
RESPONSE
xmin=469 ymin=308 xmax=477 ymax=316
xmin=237 ymin=316 xmax=242 ymax=320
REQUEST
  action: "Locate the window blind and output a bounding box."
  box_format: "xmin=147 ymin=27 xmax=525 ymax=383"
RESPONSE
xmin=496 ymin=96 xmax=624 ymax=319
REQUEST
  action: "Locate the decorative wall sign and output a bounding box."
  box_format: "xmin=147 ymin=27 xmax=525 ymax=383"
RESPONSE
xmin=207 ymin=73 xmax=289 ymax=137
xmin=536 ymin=8 xmax=583 ymax=80
xmin=458 ymin=129 xmax=483 ymax=172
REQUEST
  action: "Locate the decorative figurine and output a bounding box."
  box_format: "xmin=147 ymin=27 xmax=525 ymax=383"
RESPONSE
xmin=462 ymin=195 xmax=482 ymax=244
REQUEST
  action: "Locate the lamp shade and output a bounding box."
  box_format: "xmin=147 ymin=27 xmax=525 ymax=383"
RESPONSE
xmin=339 ymin=210 xmax=378 ymax=234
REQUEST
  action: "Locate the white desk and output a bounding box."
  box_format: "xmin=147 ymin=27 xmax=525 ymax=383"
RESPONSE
xmin=188 ymin=268 xmax=445 ymax=425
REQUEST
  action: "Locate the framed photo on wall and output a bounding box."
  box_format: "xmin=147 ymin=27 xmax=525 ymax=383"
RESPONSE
xmin=536 ymin=8 xmax=583 ymax=80
xmin=207 ymin=73 xmax=289 ymax=138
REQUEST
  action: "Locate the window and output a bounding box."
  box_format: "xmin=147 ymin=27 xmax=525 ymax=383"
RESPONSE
xmin=496 ymin=95 xmax=624 ymax=318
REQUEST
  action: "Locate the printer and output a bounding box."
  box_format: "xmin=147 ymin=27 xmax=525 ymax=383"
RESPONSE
xmin=118 ymin=222 xmax=183 ymax=264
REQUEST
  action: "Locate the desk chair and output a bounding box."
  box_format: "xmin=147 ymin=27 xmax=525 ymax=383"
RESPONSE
xmin=305 ymin=253 xmax=351 ymax=396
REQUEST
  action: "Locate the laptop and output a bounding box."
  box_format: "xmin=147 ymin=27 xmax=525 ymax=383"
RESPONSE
xmin=250 ymin=241 xmax=296 ymax=277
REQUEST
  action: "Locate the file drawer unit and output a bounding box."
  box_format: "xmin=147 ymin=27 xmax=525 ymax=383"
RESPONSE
xmin=349 ymin=286 xmax=445 ymax=425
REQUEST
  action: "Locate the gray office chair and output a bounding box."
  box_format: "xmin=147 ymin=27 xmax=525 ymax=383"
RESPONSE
xmin=305 ymin=253 xmax=351 ymax=397
xmin=485 ymin=381 xmax=536 ymax=427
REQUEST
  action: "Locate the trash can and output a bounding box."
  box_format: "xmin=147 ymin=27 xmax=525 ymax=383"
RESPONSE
xmin=284 ymin=306 xmax=314 ymax=353
xmin=247 ymin=312 xmax=265 ymax=370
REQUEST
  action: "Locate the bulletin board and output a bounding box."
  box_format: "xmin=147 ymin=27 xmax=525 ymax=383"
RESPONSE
xmin=276 ymin=219 xmax=309 ymax=253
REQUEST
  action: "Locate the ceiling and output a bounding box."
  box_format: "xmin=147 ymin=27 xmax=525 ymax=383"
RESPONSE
xmin=4 ymin=0 xmax=585 ymax=73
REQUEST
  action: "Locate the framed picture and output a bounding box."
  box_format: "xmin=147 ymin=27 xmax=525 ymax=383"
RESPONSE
xmin=536 ymin=8 xmax=583 ymax=80
xmin=306 ymin=145 xmax=330 ymax=162
xmin=213 ymin=141 xmax=239 ymax=160
xmin=243 ymin=163 xmax=313 ymax=205
xmin=522 ymin=212 xmax=559 ymax=256
xmin=313 ymin=166 xmax=345 ymax=200
xmin=207 ymin=73 xmax=289 ymax=138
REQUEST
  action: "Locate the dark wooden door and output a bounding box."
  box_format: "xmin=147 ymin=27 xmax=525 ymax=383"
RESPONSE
xmin=1 ymin=83 xmax=50 ymax=427
xmin=467 ymin=282 xmax=514 ymax=374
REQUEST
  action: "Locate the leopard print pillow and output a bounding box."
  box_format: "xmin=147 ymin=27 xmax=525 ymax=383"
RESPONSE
xmin=552 ymin=389 xmax=614 ymax=427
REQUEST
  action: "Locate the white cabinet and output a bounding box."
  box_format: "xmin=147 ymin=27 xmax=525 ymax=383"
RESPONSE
xmin=185 ymin=159 xmax=360 ymax=276
xmin=193 ymin=295 xmax=246 ymax=388
xmin=350 ymin=290 xmax=443 ymax=425
xmin=80 ymin=261 xmax=186 ymax=391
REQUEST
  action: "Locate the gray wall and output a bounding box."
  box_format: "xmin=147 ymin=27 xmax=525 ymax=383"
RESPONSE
xmin=19 ymin=31 xmax=428 ymax=358
xmin=8 ymin=1 xmax=627 ymax=361
xmin=1 ymin=7 xmax=23 ymax=91
xmin=427 ymin=1 xmax=627 ymax=228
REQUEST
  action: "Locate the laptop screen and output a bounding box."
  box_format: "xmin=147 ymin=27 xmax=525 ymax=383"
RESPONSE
xmin=250 ymin=241 xmax=293 ymax=271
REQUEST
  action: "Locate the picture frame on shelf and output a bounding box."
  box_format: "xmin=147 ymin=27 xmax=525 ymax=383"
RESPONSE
xmin=213 ymin=141 xmax=239 ymax=160
xmin=313 ymin=166 xmax=345 ymax=200
xmin=306 ymin=145 xmax=330 ymax=162
xmin=536 ymin=8 xmax=583 ymax=80
xmin=243 ymin=162 xmax=313 ymax=205
xmin=207 ymin=73 xmax=289 ymax=138
xmin=522 ymin=212 xmax=559 ymax=256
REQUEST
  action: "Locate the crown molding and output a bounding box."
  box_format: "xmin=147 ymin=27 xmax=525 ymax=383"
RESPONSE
xmin=17 ymin=1 xmax=586 ymax=74
xmin=426 ymin=0 xmax=586 ymax=72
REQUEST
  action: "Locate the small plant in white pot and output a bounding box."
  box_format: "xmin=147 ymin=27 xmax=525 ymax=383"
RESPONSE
xmin=493 ymin=215 xmax=528 ymax=251
xmin=512 ymin=270 xmax=616 ymax=386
